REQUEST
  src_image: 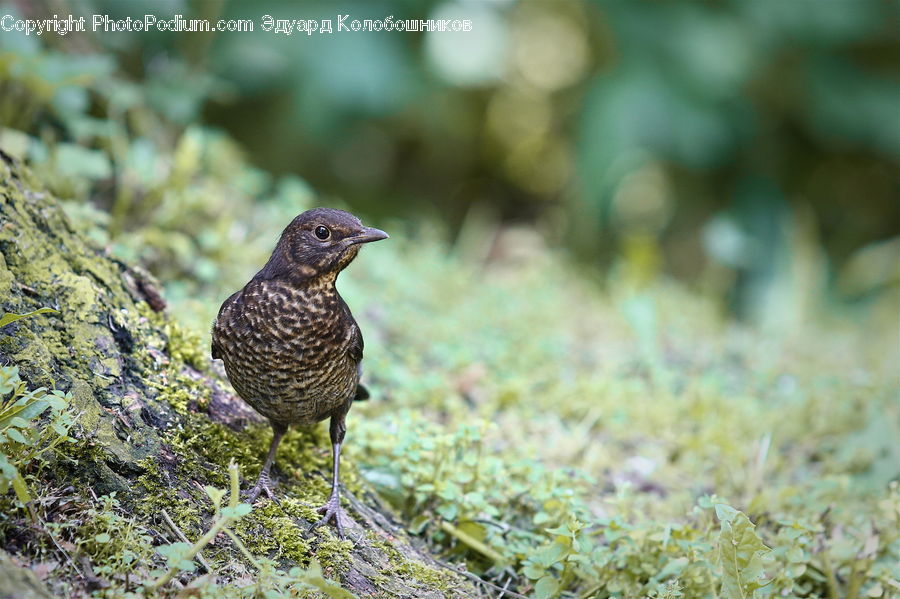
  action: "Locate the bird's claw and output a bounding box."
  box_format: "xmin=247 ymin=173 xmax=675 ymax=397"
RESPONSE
xmin=308 ymin=494 xmax=356 ymax=539
xmin=243 ymin=473 xmax=281 ymax=506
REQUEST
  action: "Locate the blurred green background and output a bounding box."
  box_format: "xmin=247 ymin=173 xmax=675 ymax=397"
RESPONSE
xmin=1 ymin=0 xmax=898 ymax=328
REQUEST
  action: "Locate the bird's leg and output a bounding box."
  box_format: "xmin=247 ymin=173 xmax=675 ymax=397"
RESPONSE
xmin=245 ymin=422 xmax=286 ymax=503
xmin=309 ymin=409 xmax=356 ymax=538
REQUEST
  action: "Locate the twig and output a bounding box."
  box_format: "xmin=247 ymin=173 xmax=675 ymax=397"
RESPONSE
xmin=497 ymin=574 xmax=512 ymax=599
xmin=744 ymin=433 xmax=771 ymax=505
xmin=820 ymin=552 xmax=841 ymax=599
xmin=846 ymin=559 xmax=866 ymax=599
xmin=161 ymin=509 xmax=212 ymax=574
xmin=147 ymin=461 xmax=244 ymax=593
xmin=433 ymin=558 xmax=530 ymax=599
xmin=224 ymin=528 xmax=261 ymax=570
xmin=39 ymin=524 xmax=81 ymax=580
xmin=439 ymin=520 xmax=505 ymax=563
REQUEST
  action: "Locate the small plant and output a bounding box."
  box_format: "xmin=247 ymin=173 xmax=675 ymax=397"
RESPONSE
xmin=0 ymin=364 xmax=74 ymax=521
xmin=74 ymin=493 xmax=156 ymax=584
xmin=146 ymin=460 xmax=254 ymax=592
xmin=145 ymin=460 xmax=354 ymax=597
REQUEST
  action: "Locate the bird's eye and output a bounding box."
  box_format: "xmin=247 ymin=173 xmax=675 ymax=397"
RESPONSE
xmin=314 ymin=225 xmax=331 ymax=240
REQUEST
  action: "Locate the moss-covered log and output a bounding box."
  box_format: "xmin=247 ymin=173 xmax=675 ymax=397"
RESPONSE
xmin=0 ymin=152 xmax=476 ymax=597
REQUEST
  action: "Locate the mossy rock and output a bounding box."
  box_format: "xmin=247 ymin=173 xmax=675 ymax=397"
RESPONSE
xmin=0 ymin=152 xmax=476 ymax=597
xmin=0 ymin=550 xmax=52 ymax=599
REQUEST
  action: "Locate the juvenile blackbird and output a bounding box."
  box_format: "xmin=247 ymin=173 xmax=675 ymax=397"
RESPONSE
xmin=211 ymin=208 xmax=388 ymax=537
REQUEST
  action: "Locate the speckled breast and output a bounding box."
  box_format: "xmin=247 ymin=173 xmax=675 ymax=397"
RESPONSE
xmin=212 ymin=278 xmax=359 ymax=426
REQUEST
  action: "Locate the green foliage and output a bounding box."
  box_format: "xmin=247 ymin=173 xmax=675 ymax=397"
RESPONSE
xmin=141 ymin=461 xmax=354 ymax=598
xmin=715 ymin=504 xmax=771 ymax=599
xmin=146 ymin=461 xmax=252 ymax=591
xmin=0 ymin=365 xmax=74 ymax=518
xmin=337 ymin=233 xmax=898 ymax=597
xmin=73 ymin=493 xmax=155 ymax=581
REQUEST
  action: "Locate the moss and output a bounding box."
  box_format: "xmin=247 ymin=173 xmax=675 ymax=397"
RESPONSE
xmin=163 ymin=320 xmax=206 ymax=370
xmin=151 ymin=369 xmax=210 ymax=416
xmin=369 ymin=534 xmax=456 ymax=591
xmin=0 ymin=550 xmax=53 ymax=599
xmin=73 ymin=494 xmax=156 ymax=581
xmin=133 ymin=457 xmax=203 ymax=533
xmin=237 ymin=502 xmax=313 ymax=564
xmin=135 ymin=456 xmax=163 ymax=488
xmin=0 ymin=252 xmax=14 ymax=296
xmin=312 ymin=536 xmax=354 ymax=577
xmin=394 ymin=560 xmax=456 ymax=591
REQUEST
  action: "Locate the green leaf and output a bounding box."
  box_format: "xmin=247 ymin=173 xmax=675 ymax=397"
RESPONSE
xmin=409 ymin=514 xmax=430 ymax=534
xmin=715 ymin=503 xmax=740 ymax=523
xmin=95 ymin=533 xmax=111 ymax=544
xmin=533 ymin=511 xmax=552 ymax=525
xmin=44 ymin=393 xmax=68 ymax=411
xmin=436 ymin=503 xmax=458 ymax=521
xmin=7 ymin=417 xmax=30 ymax=429
xmin=12 ymin=472 xmax=31 ymax=506
xmin=534 ymin=575 xmax=560 ymax=599
xmin=53 ymin=143 xmax=112 ymax=179
xmin=0 ymin=454 xmax=16 ymax=488
xmin=523 ymin=562 xmax=546 ymax=580
xmin=0 ymin=398 xmax=51 ymax=429
xmin=0 ymin=366 xmax=21 ymax=395
xmin=156 ymin=541 xmax=198 ymax=573
xmin=157 ymin=542 xmax=191 ymax=560
xmin=656 ymin=557 xmax=688 ymax=581
xmin=177 ymin=560 xmax=197 ymax=572
xmin=5 ymin=428 xmax=28 ymax=445
xmin=221 ymin=503 xmax=252 ymax=519
xmin=204 ymin=485 xmax=225 ymax=509
xmin=0 ymin=308 xmax=58 ymax=329
xmin=716 ymin=504 xmax=772 ymax=599
xmin=300 ymin=560 xmax=356 ymax=598
xmin=534 ymin=542 xmax=567 ymax=568
xmin=544 ymin=524 xmax=571 ymax=537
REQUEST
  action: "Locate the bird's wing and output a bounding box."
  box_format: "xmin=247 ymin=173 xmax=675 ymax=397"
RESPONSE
xmin=211 ymin=290 xmax=242 ymax=360
xmin=344 ymin=304 xmax=369 ymax=401
xmin=338 ymin=293 xmax=364 ymax=365
xmin=348 ymin=321 xmax=364 ymax=364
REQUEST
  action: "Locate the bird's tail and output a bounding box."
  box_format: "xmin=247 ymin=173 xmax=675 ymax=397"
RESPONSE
xmin=354 ymin=384 xmax=370 ymax=401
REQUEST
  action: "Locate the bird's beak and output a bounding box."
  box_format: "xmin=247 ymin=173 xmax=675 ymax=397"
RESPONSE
xmin=350 ymin=227 xmax=389 ymax=244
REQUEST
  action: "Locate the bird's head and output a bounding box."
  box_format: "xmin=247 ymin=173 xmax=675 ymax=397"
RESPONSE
xmin=256 ymin=208 xmax=389 ymax=282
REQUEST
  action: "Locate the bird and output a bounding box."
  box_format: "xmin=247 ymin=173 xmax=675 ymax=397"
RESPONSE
xmin=211 ymin=207 xmax=388 ymax=537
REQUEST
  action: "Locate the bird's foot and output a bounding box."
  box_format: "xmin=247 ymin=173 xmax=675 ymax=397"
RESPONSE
xmin=308 ymin=493 xmax=356 ymax=539
xmin=243 ymin=472 xmax=280 ymax=505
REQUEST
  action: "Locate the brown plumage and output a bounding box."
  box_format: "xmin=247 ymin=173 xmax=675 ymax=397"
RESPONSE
xmin=211 ymin=207 xmax=388 ymax=536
